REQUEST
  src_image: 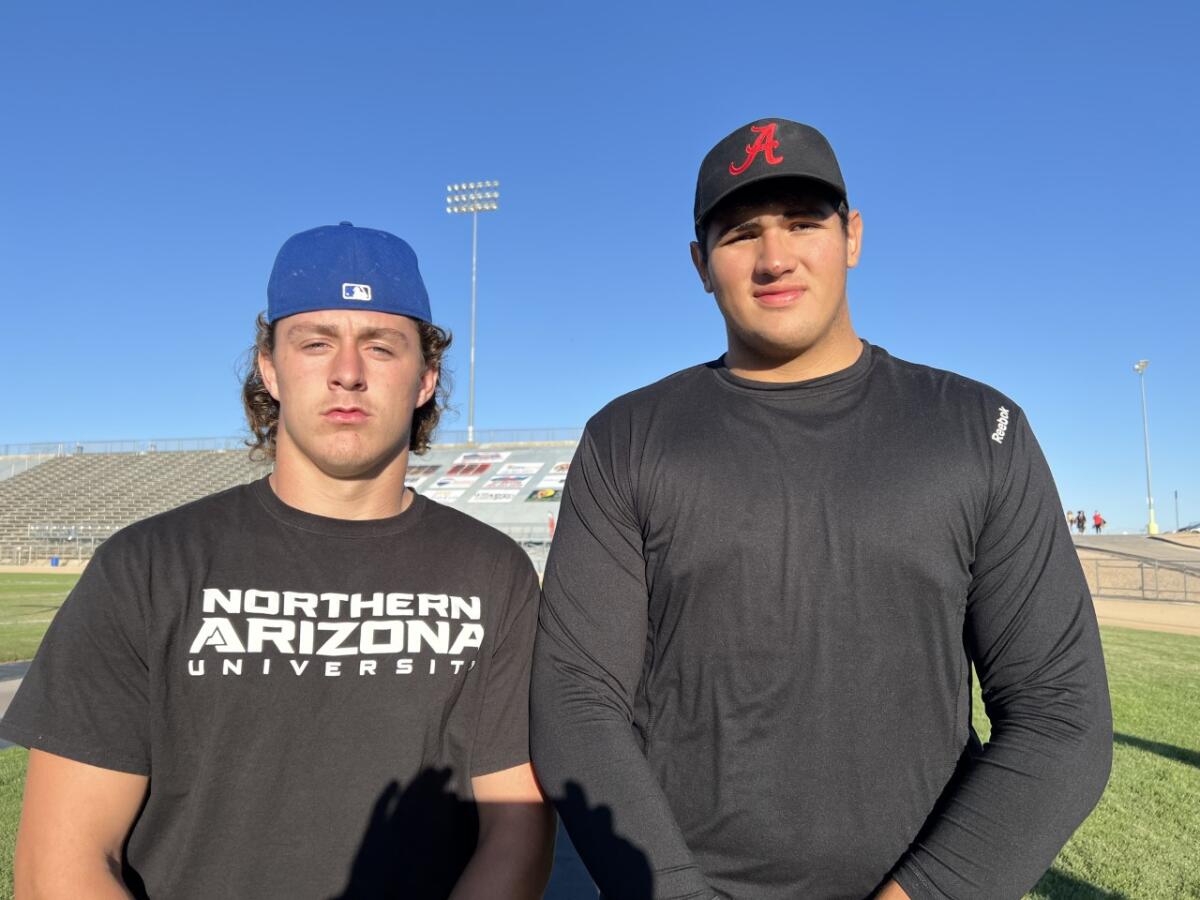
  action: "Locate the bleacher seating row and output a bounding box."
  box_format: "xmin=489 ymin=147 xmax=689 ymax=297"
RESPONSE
xmin=0 ymin=440 xmax=578 ymax=571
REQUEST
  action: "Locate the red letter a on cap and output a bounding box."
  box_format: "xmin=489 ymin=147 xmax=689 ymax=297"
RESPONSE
xmin=729 ymin=123 xmax=783 ymax=175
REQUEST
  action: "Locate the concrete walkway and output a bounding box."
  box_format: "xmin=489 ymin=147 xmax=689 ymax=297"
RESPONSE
xmin=1073 ymin=534 xmax=1200 ymax=572
xmin=1093 ymin=597 xmax=1200 ymax=636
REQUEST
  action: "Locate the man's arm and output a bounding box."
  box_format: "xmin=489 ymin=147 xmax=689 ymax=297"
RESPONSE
xmin=451 ymin=546 xmax=556 ymax=899
xmin=449 ymin=763 xmax=555 ymax=900
xmin=531 ymin=423 xmax=717 ymax=900
xmin=14 ymin=750 xmax=148 ymax=899
xmin=891 ymin=408 xmax=1112 ymax=899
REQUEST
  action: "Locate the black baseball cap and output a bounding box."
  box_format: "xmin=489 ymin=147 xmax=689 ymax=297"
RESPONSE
xmin=693 ymin=118 xmax=847 ymax=237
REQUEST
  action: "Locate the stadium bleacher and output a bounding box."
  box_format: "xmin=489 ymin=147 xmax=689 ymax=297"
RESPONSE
xmin=0 ymin=455 xmax=54 ymax=483
xmin=0 ymin=434 xmax=580 ymax=571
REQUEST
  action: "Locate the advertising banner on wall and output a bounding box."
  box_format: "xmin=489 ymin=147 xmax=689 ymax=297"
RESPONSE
xmin=469 ymin=489 xmax=521 ymax=504
xmin=454 ymin=451 xmax=511 ymax=464
xmin=526 ymin=488 xmax=563 ymax=502
xmin=405 ymin=464 xmax=441 ymax=488
xmin=497 ymin=462 xmax=544 ymax=476
xmin=424 ymin=489 xmax=466 ymax=503
xmin=446 ymin=462 xmax=492 ymax=477
xmin=433 ymin=475 xmax=481 ymax=490
xmin=535 ymin=461 xmax=572 ymax=489
xmin=482 ymin=474 xmax=532 ymax=490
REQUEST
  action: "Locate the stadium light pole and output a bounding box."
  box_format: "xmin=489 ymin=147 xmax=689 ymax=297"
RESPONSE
xmin=446 ymin=180 xmax=500 ymax=445
xmin=1133 ymin=359 xmax=1159 ymax=535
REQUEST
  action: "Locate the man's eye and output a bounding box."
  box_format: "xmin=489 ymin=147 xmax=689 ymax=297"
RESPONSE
xmin=302 ymin=341 xmax=330 ymax=351
xmin=367 ymin=345 xmax=395 ymax=357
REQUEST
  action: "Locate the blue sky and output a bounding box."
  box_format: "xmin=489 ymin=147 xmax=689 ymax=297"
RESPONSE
xmin=2 ymin=0 xmax=1196 ymax=533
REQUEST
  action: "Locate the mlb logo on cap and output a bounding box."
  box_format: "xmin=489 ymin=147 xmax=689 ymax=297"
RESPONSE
xmin=342 ymin=283 xmax=372 ymax=302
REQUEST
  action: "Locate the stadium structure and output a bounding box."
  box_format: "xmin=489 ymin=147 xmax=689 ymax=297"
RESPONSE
xmin=0 ymin=429 xmax=581 ymax=573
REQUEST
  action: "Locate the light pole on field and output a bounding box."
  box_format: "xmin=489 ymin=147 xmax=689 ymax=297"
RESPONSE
xmin=1133 ymin=359 xmax=1159 ymax=535
xmin=446 ymin=180 xmax=500 ymax=445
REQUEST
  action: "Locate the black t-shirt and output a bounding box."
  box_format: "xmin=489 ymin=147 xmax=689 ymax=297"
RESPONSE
xmin=531 ymin=343 xmax=1112 ymax=900
xmin=1 ymin=477 xmax=539 ymax=899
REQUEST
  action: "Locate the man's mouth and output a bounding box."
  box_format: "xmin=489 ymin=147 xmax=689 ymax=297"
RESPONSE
xmin=324 ymin=407 xmax=369 ymax=423
xmin=753 ymin=285 xmax=806 ymax=308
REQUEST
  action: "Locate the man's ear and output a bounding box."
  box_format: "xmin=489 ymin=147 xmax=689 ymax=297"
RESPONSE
xmin=690 ymin=241 xmax=714 ymax=294
xmin=416 ymin=364 xmax=438 ymax=409
xmin=258 ymin=350 xmax=280 ymax=401
xmin=845 ymin=209 xmax=863 ymax=270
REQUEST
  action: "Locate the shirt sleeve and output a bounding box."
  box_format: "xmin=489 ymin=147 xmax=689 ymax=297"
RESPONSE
xmin=893 ymin=408 xmax=1112 ymax=899
xmin=530 ymin=419 xmax=718 ymax=900
xmin=0 ymin=533 xmax=151 ymax=775
xmin=470 ymin=546 xmax=541 ymax=777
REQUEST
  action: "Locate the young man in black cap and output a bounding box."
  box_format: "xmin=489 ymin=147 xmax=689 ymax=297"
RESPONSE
xmin=531 ymin=120 xmax=1111 ymax=899
xmin=3 ymin=223 xmax=555 ymax=898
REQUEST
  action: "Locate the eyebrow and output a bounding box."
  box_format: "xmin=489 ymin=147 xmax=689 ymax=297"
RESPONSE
xmin=285 ymin=323 xmax=410 ymax=343
xmin=720 ymin=205 xmax=832 ymax=238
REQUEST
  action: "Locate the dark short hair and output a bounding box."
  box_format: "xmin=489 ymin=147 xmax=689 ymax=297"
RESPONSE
xmin=241 ymin=313 xmax=452 ymax=459
xmin=695 ymin=179 xmax=850 ymax=260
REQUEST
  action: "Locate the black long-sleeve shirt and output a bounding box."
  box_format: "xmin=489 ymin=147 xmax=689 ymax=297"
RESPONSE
xmin=531 ymin=343 xmax=1111 ymax=899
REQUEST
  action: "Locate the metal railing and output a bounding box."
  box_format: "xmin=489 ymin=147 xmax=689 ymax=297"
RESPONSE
xmin=1082 ymin=557 xmax=1199 ymax=603
xmin=432 ymin=427 xmax=581 ymax=446
xmin=5 ymin=521 xmax=557 ymax=571
xmin=0 ymin=428 xmax=583 ymax=458
xmin=0 ymin=437 xmax=248 ymax=456
xmin=1 ymin=523 xmax=118 ymax=566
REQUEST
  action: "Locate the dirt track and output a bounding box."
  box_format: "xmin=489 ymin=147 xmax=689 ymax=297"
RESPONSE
xmin=1092 ymin=598 xmax=1200 ymax=636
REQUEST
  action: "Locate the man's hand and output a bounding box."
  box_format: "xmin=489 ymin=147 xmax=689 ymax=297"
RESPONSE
xmin=875 ymin=879 xmax=912 ymax=899
xmin=14 ymin=749 xmax=148 ymax=899
xmin=449 ymin=762 xmax=556 ymax=900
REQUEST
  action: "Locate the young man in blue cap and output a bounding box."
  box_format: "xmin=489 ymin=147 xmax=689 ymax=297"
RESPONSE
xmin=3 ymin=222 xmax=555 ymax=898
xmin=531 ymin=121 xmax=1112 ymax=899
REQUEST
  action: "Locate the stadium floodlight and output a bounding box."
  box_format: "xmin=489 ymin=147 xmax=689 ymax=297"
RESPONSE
xmin=1133 ymin=359 xmax=1159 ymax=535
xmin=446 ymin=179 xmax=501 ymax=444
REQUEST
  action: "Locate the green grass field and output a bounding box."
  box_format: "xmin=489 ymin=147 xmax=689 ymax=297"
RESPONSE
xmin=0 ymin=573 xmax=78 ymax=663
xmin=0 ymin=566 xmax=1195 ymax=897
xmin=0 ymin=752 xmax=20 ymax=899
xmin=976 ymin=627 xmax=1200 ymax=899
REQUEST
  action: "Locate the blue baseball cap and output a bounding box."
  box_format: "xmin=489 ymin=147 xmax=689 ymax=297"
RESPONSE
xmin=267 ymin=222 xmax=432 ymax=324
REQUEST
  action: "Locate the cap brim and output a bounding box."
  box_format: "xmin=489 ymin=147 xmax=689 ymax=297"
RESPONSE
xmin=695 ymin=172 xmax=847 ymax=232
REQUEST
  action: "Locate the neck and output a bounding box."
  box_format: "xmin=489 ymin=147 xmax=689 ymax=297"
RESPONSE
xmin=726 ymin=324 xmax=863 ymax=383
xmin=269 ymin=441 xmax=413 ymax=520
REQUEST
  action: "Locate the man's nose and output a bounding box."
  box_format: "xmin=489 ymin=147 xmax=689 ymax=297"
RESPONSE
xmin=329 ymin=344 xmax=366 ymax=390
xmin=755 ymin=227 xmax=796 ymax=279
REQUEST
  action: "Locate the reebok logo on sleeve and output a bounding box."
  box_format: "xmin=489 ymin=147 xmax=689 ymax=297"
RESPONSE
xmin=991 ymin=406 xmax=1010 ymax=444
